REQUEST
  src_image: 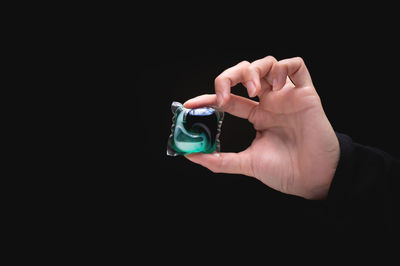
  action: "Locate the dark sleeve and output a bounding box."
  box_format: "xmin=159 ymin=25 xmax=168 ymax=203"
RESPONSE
xmin=327 ymin=132 xmax=399 ymax=234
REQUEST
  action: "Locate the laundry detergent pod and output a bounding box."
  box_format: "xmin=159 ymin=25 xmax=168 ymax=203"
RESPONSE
xmin=167 ymin=101 xmax=224 ymax=156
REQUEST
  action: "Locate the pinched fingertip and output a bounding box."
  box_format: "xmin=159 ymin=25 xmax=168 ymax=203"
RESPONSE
xmin=183 ymin=94 xmax=217 ymax=108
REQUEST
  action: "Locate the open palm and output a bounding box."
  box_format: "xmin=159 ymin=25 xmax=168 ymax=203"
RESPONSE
xmin=185 ymin=56 xmax=340 ymax=199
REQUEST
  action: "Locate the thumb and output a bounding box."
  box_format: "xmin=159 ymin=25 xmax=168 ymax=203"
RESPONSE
xmin=185 ymin=152 xmax=250 ymax=176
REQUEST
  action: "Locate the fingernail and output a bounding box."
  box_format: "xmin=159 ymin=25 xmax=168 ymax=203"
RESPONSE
xmin=245 ymin=80 xmax=256 ymax=97
xmin=217 ymin=93 xmax=223 ymax=107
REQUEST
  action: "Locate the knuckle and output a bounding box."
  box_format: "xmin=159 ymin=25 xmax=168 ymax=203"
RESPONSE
xmin=214 ymin=75 xmax=232 ymax=90
xmin=265 ymin=55 xmax=277 ymax=62
xmin=249 ymin=64 xmax=262 ymax=76
xmin=216 ymin=157 xmax=225 ymax=172
xmin=214 ymin=75 xmax=225 ymax=86
xmin=238 ymin=60 xmax=251 ymax=66
xmin=293 ymin=56 xmax=305 ymax=65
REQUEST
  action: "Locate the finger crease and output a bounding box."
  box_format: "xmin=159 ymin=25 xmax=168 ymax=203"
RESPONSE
xmin=247 ymin=104 xmax=258 ymax=123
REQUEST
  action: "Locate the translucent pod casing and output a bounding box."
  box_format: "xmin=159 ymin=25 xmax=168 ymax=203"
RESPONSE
xmin=167 ymin=101 xmax=224 ymax=156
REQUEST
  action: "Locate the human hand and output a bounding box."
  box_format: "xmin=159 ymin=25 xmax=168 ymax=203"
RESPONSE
xmin=184 ymin=56 xmax=340 ymax=199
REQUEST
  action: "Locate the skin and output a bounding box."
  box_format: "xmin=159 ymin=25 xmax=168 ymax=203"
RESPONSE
xmin=184 ymin=56 xmax=340 ymax=200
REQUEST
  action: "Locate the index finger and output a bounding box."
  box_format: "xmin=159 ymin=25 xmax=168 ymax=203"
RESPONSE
xmin=184 ymin=94 xmax=258 ymax=120
xmin=214 ymin=56 xmax=277 ymax=107
xmin=269 ymin=57 xmax=314 ymax=91
xmin=214 ymin=60 xmax=251 ymax=107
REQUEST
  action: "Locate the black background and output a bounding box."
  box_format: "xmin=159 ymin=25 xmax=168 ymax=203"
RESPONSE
xmin=68 ymin=5 xmax=400 ymax=259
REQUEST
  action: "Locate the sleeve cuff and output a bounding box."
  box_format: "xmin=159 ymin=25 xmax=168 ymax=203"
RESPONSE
xmin=327 ymin=132 xmax=355 ymax=204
